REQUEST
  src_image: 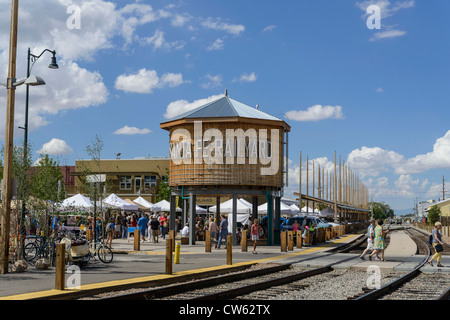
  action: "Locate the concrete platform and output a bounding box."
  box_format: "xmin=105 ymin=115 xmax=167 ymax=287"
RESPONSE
xmin=0 ymin=233 xmax=361 ymax=300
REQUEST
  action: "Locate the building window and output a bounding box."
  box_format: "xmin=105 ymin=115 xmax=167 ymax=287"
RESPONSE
xmin=120 ymin=176 xmax=132 ymax=190
xmin=144 ymin=175 xmax=157 ymax=188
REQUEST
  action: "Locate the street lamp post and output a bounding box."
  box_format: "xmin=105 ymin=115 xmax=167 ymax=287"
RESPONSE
xmin=17 ymin=48 xmax=58 ymax=258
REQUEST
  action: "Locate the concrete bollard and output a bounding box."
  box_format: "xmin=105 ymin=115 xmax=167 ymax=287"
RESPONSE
xmin=55 ymin=243 xmax=65 ymax=290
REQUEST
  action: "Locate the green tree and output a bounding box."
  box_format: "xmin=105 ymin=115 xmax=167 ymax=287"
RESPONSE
xmin=30 ymin=154 xmax=64 ymax=203
xmin=156 ymin=169 xmax=172 ymax=202
xmin=427 ymin=205 xmax=441 ymax=225
xmin=370 ymin=201 xmax=394 ymax=220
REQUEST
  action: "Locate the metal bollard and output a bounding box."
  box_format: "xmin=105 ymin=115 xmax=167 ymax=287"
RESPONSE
xmin=174 ymin=241 xmax=181 ymax=264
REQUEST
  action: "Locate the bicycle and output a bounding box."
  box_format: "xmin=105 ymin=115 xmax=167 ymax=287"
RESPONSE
xmin=88 ymin=237 xmax=113 ymax=263
xmin=24 ymin=236 xmax=55 ymax=265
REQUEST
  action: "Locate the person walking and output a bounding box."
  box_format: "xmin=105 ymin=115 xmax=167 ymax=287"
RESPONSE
xmin=251 ymin=219 xmax=261 ymax=254
xmin=150 ymin=215 xmax=160 ymax=243
xmin=209 ymin=218 xmax=218 ymax=248
xmin=360 ymin=220 xmax=376 ymax=260
xmin=105 ymin=219 xmax=114 ymax=249
xmin=369 ymin=220 xmax=390 ymax=262
xmin=121 ymin=214 xmax=128 ymax=239
xmin=137 ymin=213 xmax=148 ymax=242
xmin=217 ymin=215 xmax=228 ymax=249
xmin=428 ymin=222 xmax=445 ymax=267
xmin=159 ymin=213 xmax=168 ymax=239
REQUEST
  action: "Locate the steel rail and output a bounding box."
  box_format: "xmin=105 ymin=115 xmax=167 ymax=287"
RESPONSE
xmin=355 ymin=227 xmax=431 ymax=300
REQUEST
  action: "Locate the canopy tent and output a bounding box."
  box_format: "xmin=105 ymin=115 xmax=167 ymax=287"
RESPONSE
xmin=258 ymin=201 xmax=295 ymax=216
xmin=208 ymin=198 xmax=252 ymax=214
xmin=227 ymin=213 xmax=251 ymax=233
xmin=301 ymin=206 xmax=319 ymax=214
xmin=124 ymin=199 xmax=148 ymax=211
xmin=290 ymin=204 xmax=300 ymax=214
xmin=133 ymin=196 xmax=161 ymax=212
xmin=103 ymin=193 xmax=139 ymax=211
xmin=60 ymin=193 xmax=93 ymax=211
xmin=195 ymin=205 xmax=208 ymax=214
xmin=154 ymin=199 xmax=182 ymax=212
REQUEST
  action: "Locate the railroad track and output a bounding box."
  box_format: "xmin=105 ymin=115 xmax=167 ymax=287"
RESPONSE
xmin=349 ymin=226 xmax=450 ymax=300
xmin=82 ymin=233 xmax=366 ymax=300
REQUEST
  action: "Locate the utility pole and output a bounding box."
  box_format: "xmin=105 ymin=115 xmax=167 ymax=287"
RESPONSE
xmin=0 ymin=0 xmax=19 ymax=274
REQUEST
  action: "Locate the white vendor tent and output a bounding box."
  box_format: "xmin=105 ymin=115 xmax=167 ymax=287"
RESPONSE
xmin=258 ymin=201 xmax=295 ymax=216
xmin=133 ymin=196 xmax=161 ymax=212
xmin=154 ymin=199 xmax=182 ymax=212
xmin=290 ymin=204 xmax=301 ymax=214
xmin=227 ymin=212 xmax=251 ymax=233
xmin=301 ymin=206 xmax=319 ymax=214
xmin=208 ymin=198 xmax=252 ymax=214
xmin=103 ymin=193 xmax=139 ymax=211
xmin=196 ymin=205 xmax=208 ymax=214
xmin=60 ymin=193 xmax=93 ymax=211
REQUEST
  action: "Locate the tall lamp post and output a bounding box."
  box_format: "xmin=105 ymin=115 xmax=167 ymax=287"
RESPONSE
xmin=17 ymin=48 xmax=58 ymax=258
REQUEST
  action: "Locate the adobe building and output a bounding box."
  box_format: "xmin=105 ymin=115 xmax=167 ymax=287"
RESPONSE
xmin=70 ymin=158 xmax=170 ymax=203
xmin=160 ymin=92 xmax=291 ymax=245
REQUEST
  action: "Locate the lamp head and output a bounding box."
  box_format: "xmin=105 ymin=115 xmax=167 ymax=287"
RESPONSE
xmin=48 ymin=55 xmax=59 ymax=69
xmin=25 ymin=75 xmax=46 ymax=86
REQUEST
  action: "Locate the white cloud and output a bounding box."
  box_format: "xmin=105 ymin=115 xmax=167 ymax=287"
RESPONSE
xmin=37 ymin=138 xmax=73 ymax=155
xmin=200 ymin=74 xmax=223 ymax=89
xmin=370 ymin=29 xmax=406 ymax=41
xmin=285 ymin=105 xmax=344 ymax=122
xmin=376 ymin=87 xmax=384 ymax=93
xmin=114 ymin=68 xmax=185 ymax=94
xmin=207 ymin=38 xmax=225 ymax=51
xmin=347 ymin=146 xmax=405 ymax=178
xmin=355 ymin=0 xmax=415 ymax=19
xmin=201 ymin=17 xmax=245 ymax=35
xmin=164 ymin=94 xmax=224 ymax=119
xmin=114 ymin=126 xmax=151 ymax=135
xmin=262 ymin=25 xmax=277 ymax=32
xmin=396 ymin=130 xmax=450 ymax=174
xmin=234 ymin=72 xmax=257 ymax=83
xmin=141 ymin=29 xmax=186 ymax=51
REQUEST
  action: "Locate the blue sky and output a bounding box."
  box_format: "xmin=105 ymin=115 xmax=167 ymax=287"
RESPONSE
xmin=1 ymin=0 xmax=450 ymax=215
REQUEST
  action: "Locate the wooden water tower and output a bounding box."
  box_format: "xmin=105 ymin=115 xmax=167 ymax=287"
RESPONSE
xmin=160 ymin=92 xmax=290 ymax=245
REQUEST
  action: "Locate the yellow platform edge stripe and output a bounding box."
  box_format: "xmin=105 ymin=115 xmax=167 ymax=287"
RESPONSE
xmin=0 ymin=234 xmax=359 ymax=301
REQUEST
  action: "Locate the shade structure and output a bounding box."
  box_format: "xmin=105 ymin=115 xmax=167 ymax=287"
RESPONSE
xmin=133 ymin=196 xmax=161 ymax=212
xmin=60 ymin=193 xmax=93 ymax=210
xmin=103 ymin=193 xmax=138 ymax=211
xmin=290 ymin=204 xmax=300 ymax=213
xmin=208 ymin=198 xmax=252 ymax=214
xmin=258 ymin=201 xmax=295 ymax=216
xmin=196 ymin=205 xmax=208 ymax=214
xmin=154 ymin=199 xmax=182 ymax=212
xmin=227 ymin=213 xmax=250 ymax=233
xmin=124 ymin=199 xmax=148 ymax=211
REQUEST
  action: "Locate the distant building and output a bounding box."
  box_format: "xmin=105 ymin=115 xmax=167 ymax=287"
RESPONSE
xmin=69 ymin=158 xmax=170 ymax=203
xmin=416 ymin=199 xmax=435 ymax=218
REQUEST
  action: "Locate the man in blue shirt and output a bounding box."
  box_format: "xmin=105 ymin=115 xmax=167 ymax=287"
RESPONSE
xmin=217 ymin=215 xmax=228 ymax=249
xmin=137 ymin=213 xmax=149 ymax=242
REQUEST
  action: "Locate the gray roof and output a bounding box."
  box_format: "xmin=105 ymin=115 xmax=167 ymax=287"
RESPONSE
xmin=162 ymin=95 xmax=283 ymax=123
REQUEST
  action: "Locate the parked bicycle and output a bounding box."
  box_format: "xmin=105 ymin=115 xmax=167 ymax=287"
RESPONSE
xmin=23 ymin=235 xmax=56 ymax=265
xmin=88 ymin=237 xmax=113 ymax=263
